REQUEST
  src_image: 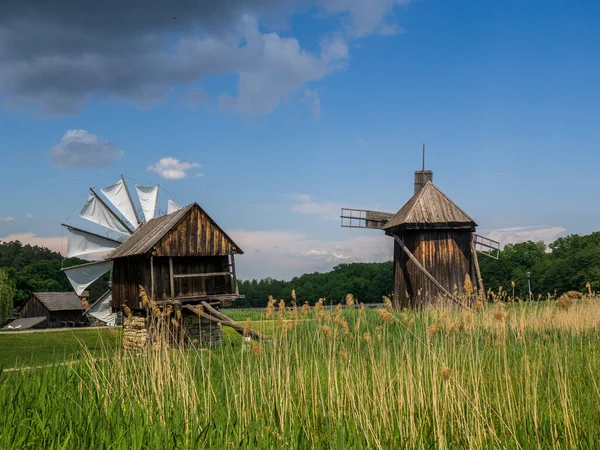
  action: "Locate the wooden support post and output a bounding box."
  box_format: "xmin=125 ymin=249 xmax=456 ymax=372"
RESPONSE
xmin=393 ymin=235 xmax=471 ymax=311
xmin=150 ymin=256 xmax=155 ymax=301
xmin=471 ymin=239 xmax=485 ymax=300
xmin=169 ymin=257 xmax=175 ymax=300
xmin=231 ymin=253 xmax=239 ymax=296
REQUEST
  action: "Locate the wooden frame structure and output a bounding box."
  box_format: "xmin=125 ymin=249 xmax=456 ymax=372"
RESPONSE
xmin=108 ymin=202 xmax=244 ymax=311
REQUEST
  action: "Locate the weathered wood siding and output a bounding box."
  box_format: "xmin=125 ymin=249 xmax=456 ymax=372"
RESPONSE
xmin=21 ymin=296 xmax=49 ymax=318
xmin=112 ymin=256 xmax=232 ymax=310
xmin=154 ymin=208 xmax=234 ymax=257
xmin=392 ymin=230 xmax=473 ymax=309
xmin=21 ymin=296 xmax=84 ymax=328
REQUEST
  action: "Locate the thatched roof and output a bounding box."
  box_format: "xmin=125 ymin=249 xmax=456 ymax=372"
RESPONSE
xmin=108 ymin=202 xmax=243 ymax=259
xmin=383 ymin=182 xmax=476 ymax=230
xmin=32 ymin=292 xmax=85 ymax=311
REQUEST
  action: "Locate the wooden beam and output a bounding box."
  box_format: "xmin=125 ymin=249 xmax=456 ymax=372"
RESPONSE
xmin=173 ymin=271 xmax=232 ymax=279
xmin=471 ymin=239 xmax=485 ymax=299
xmin=230 ymin=253 xmax=239 ymax=296
xmin=201 ymin=301 xmax=266 ymax=341
xmin=393 ymin=235 xmax=471 ymax=311
xmin=169 ymin=257 xmax=175 ymax=300
xmin=150 ymin=256 xmax=155 ymax=301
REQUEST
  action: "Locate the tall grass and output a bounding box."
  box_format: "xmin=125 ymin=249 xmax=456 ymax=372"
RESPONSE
xmin=1 ymin=297 xmax=600 ymax=449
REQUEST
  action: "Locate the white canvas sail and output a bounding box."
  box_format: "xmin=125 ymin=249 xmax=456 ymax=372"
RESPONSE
xmin=66 ymin=228 xmax=121 ymax=259
xmin=63 ymin=261 xmax=113 ymax=296
xmin=167 ymin=199 xmax=182 ymax=214
xmin=87 ymin=290 xmax=116 ymax=326
xmin=80 ymin=194 xmax=132 ymax=235
xmin=100 ymin=179 xmax=140 ymax=229
xmin=135 ymin=185 xmax=159 ymax=222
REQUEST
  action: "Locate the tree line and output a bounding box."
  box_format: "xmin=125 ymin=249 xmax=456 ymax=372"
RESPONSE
xmin=1 ymin=230 xmax=599 ymax=319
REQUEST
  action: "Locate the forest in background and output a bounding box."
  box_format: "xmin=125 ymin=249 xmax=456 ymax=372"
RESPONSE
xmin=0 ymin=241 xmax=109 ymax=322
xmin=1 ymin=231 xmax=599 ymax=315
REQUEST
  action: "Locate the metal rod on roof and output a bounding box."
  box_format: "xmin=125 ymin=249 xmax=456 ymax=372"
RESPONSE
xmin=422 ymin=143 xmax=425 ymax=172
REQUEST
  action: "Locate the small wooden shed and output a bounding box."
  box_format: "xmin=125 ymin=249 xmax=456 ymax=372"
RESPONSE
xmin=107 ymin=202 xmax=244 ymax=311
xmin=382 ymin=181 xmax=477 ymax=309
xmin=20 ymin=292 xmax=86 ymax=328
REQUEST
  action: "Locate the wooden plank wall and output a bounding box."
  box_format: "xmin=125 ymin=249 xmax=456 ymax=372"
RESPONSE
xmin=21 ymin=296 xmax=49 ymax=318
xmin=392 ymin=230 xmax=473 ymax=309
xmin=154 ymin=208 xmax=234 ymax=257
xmin=112 ymin=255 xmax=232 ymax=310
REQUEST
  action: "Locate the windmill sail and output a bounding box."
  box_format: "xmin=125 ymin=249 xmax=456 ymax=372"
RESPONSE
xmin=63 ymin=260 xmax=113 ymax=296
xmin=86 ymin=290 xmax=116 ymax=326
xmin=65 ymin=226 xmax=121 ymax=259
xmin=340 ymin=208 xmax=394 ymax=229
xmin=136 ymin=185 xmax=159 ymax=222
xmin=167 ymin=199 xmax=182 ymax=214
xmin=100 ymin=179 xmax=140 ymax=229
xmin=80 ymin=194 xmax=132 ymax=235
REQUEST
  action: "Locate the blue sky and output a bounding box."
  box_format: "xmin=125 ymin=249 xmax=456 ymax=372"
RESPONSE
xmin=1 ymin=0 xmax=599 ymax=279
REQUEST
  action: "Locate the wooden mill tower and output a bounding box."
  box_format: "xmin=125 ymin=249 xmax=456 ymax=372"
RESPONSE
xmin=340 ymin=146 xmax=499 ymax=309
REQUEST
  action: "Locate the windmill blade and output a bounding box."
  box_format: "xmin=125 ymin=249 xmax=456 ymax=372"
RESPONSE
xmin=86 ymin=290 xmax=116 ymax=326
xmin=473 ymin=234 xmax=501 ymax=259
xmin=100 ymin=177 xmax=141 ymax=229
xmin=340 ymin=208 xmax=394 ymax=230
xmin=135 ymin=185 xmax=159 ymax=222
xmin=79 ymin=192 xmax=132 ymax=235
xmin=62 ymin=260 xmax=113 ymax=296
xmin=167 ymin=199 xmax=182 ymax=214
xmin=63 ymin=224 xmax=121 ymax=259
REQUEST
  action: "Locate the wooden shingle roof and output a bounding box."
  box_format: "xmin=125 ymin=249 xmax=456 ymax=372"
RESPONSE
xmin=107 ymin=202 xmax=243 ymax=259
xmin=383 ymin=182 xmax=477 ymax=230
xmin=33 ymin=292 xmax=85 ymax=311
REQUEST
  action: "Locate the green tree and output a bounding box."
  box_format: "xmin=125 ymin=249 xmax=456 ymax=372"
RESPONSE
xmin=0 ymin=269 xmax=16 ymax=324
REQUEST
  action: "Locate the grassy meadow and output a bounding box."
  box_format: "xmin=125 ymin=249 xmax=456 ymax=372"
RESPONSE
xmin=1 ymin=292 xmax=600 ymax=449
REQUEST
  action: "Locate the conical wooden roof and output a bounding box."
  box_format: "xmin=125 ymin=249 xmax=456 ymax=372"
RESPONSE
xmin=383 ymin=182 xmax=477 ymax=230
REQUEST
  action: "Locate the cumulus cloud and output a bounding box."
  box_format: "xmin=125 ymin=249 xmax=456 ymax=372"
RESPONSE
xmin=0 ymin=216 xmax=14 ymax=222
xmin=0 ymin=233 xmax=66 ymax=254
xmin=486 ymin=226 xmax=567 ymax=248
xmin=48 ymin=129 xmax=123 ymax=167
xmin=0 ymin=0 xmax=409 ymax=115
xmin=229 ymin=229 xmax=391 ymax=279
xmin=147 ymin=157 xmax=201 ymax=180
xmin=24 ymin=213 xmax=33 ymax=219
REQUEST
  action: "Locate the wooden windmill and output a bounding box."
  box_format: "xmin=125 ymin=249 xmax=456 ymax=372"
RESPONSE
xmin=340 ymin=146 xmax=500 ymax=309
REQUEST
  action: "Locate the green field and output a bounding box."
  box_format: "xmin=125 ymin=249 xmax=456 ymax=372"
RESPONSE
xmin=0 ymin=328 xmax=119 ymax=369
xmin=1 ymin=298 xmax=600 ymax=448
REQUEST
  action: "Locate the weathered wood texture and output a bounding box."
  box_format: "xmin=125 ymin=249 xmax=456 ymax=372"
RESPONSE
xmin=392 ymin=230 xmax=473 ymax=309
xmin=154 ymin=207 xmax=234 ymax=257
xmin=21 ymin=296 xmax=84 ymax=328
xmin=112 ymin=255 xmax=232 ymax=310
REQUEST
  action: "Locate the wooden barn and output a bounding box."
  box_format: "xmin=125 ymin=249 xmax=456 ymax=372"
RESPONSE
xmin=18 ymin=292 xmax=86 ymax=328
xmin=382 ymin=182 xmax=478 ymax=309
xmin=107 ymin=202 xmax=244 ymax=311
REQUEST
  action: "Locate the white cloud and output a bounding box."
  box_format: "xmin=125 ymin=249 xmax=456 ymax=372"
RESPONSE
xmin=147 ymin=157 xmax=201 ymax=180
xmin=25 ymin=213 xmax=33 ymax=219
xmin=0 ymin=233 xmax=66 ymax=254
xmin=486 ymin=226 xmax=567 ymax=248
xmin=48 ymin=129 xmax=123 ymax=167
xmin=229 ymin=229 xmax=391 ymax=279
xmin=0 ymin=216 xmax=14 ymax=223
xmin=285 ymin=193 xmax=342 ymax=220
